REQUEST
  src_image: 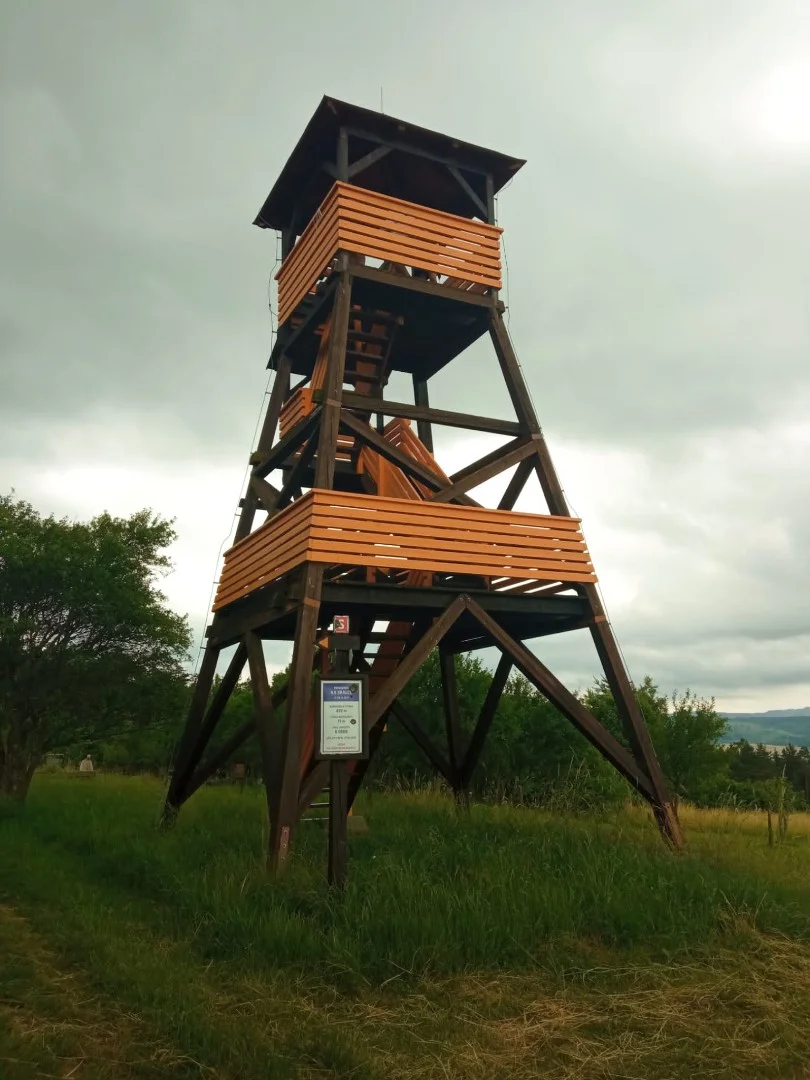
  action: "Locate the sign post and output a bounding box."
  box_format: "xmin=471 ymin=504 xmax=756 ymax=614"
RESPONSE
xmin=316 ymin=618 xmax=366 ymax=889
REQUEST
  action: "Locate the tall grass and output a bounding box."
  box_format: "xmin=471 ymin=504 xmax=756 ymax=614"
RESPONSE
xmin=2 ymin=774 xmax=810 ymax=1079
xmin=4 ymin=774 xmax=810 ymax=985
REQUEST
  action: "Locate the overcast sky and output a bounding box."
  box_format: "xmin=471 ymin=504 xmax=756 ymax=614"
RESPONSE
xmin=2 ymin=1 xmax=809 ymax=712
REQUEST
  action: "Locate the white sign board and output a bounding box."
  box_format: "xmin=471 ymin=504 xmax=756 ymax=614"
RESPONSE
xmin=318 ymin=679 xmax=365 ymax=758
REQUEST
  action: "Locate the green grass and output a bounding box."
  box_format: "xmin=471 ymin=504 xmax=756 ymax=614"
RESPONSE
xmin=2 ymin=775 xmax=810 ymax=1078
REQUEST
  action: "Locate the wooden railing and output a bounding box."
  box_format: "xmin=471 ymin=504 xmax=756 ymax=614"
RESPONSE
xmin=275 ymin=182 xmax=503 ymax=325
xmin=213 ymin=491 xmax=596 ymax=611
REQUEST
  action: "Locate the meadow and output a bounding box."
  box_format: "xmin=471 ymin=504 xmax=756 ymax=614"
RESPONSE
xmin=2 ymin=774 xmax=810 ymax=1079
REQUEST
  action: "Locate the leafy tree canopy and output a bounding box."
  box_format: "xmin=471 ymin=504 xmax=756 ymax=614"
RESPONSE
xmin=0 ymin=493 xmax=191 ymax=801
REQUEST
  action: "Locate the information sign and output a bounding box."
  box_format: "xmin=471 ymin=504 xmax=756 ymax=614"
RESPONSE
xmin=317 ymin=676 xmax=368 ymax=759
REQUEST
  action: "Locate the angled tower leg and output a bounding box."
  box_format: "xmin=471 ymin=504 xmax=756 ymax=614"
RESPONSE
xmin=439 ymin=644 xmax=465 ymax=796
xmin=162 ymin=644 xmax=220 ymax=823
xmin=244 ymin=631 xmax=282 ymax=836
xmin=489 ymin=308 xmax=683 ymax=848
xmin=163 ymin=643 xmax=249 ymax=822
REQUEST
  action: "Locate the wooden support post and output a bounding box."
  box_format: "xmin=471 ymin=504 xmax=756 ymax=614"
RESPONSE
xmin=334 ymin=391 xmax=522 ymax=437
xmin=488 ymin=310 xmax=568 ymax=516
xmin=412 ymin=376 xmax=434 ymax=453
xmin=463 ymin=598 xmax=659 ymax=804
xmin=388 ymin=700 xmax=456 ymax=785
xmin=275 ymin=428 xmax=320 ymax=510
xmin=367 ymin=596 xmax=468 ymax=727
xmin=461 ymin=652 xmax=512 ymax=787
xmin=235 ymin=357 xmax=291 ymax=541
xmin=337 ymin=127 xmax=349 ymax=181
xmin=185 ymin=674 xmax=296 ymax=802
xmin=485 ymin=172 xmax=495 ymax=225
xmin=314 ymin=270 xmax=353 ymax=490
xmin=428 ymin=438 xmax=535 ymax=504
xmin=268 ymin=565 xmax=324 ymax=870
xmin=185 ymin=720 xmax=254 ymax=798
xmin=488 ymin=309 xmax=682 ymax=849
xmin=585 ymin=592 xmax=684 ymax=848
xmin=339 ymin=412 xmax=480 ymax=506
xmin=162 ymin=644 xmax=220 ymax=823
xmin=498 ymin=458 xmax=533 ymax=510
xmin=244 ymin=632 xmax=280 ymax=820
xmin=439 ymin=645 xmax=464 ymax=788
xmin=328 ymin=761 xmax=349 ymax=889
xmin=251 ymin=410 xmax=321 ymax=480
xmin=166 ymin=642 xmax=247 ymax=811
xmin=327 ymin=635 xmax=351 ymax=890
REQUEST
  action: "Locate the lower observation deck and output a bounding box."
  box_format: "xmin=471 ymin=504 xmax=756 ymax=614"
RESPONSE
xmin=208 ymin=490 xmax=596 ymax=649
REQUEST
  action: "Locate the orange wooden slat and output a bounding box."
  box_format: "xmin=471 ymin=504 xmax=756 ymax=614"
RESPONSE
xmin=217 ymin=530 xmax=312 ymax=598
xmin=310 ymin=496 xmax=584 ymax=534
xmin=306 ymin=535 xmax=593 ymax=574
xmin=275 ymin=198 xmax=339 ymax=298
xmin=334 ymin=183 xmax=502 ymax=239
xmin=305 ymin=543 xmax=596 ymax=583
xmin=307 ymin=516 xmax=590 ymax=555
xmin=336 ymin=228 xmax=502 ymax=287
xmin=218 ymin=500 xmax=313 ymax=579
xmin=275 ymin=181 xmax=503 ymax=323
xmin=336 ymin=199 xmax=502 ymax=263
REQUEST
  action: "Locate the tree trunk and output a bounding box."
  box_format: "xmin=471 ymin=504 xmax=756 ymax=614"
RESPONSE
xmin=0 ymin=739 xmax=38 ymax=804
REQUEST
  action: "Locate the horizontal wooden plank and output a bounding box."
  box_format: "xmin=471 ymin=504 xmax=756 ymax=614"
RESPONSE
xmin=275 ymin=188 xmax=339 ymax=284
xmin=310 ymin=498 xmax=584 ymax=535
xmin=307 ymin=516 xmax=590 ymax=555
xmin=306 ymin=536 xmax=592 ymax=574
xmin=278 ymin=218 xmax=339 ymax=303
xmin=307 ymin=543 xmax=596 ymax=583
xmin=277 ymin=215 xmax=340 ymax=323
xmin=341 ymin=218 xmax=500 ymax=270
xmin=308 ymin=489 xmax=582 ymax=528
xmin=334 ymin=183 xmax=502 ymax=238
xmin=340 ymin=249 xmax=499 ymax=291
xmin=276 ymin=205 xmax=338 ymax=300
xmin=278 ymin=227 xmax=340 ymax=324
xmin=220 ymin=514 xmax=313 ymax=581
xmin=337 ymin=196 xmax=502 ymax=260
xmin=276 ymin=204 xmax=337 ymax=291
xmin=337 ymin=227 xmax=502 ymax=286
xmin=219 ymin=522 xmax=313 ymax=591
xmin=216 ymin=554 xmax=308 ymax=609
xmin=217 ymin=523 xmax=311 ymax=584
xmin=221 ymin=493 xmax=314 ymax=560
xmin=213 ymin=550 xmax=308 ymax=610
xmin=337 ymin=232 xmax=501 ymax=283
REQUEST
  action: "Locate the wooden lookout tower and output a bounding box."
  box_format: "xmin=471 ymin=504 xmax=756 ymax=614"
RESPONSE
xmin=164 ymin=97 xmax=683 ymax=864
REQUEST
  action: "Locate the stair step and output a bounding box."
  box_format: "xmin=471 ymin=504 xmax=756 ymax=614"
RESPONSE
xmin=346 ymin=329 xmax=390 ymax=345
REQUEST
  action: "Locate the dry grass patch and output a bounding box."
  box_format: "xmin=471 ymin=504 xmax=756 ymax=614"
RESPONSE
xmin=345 ymin=929 xmax=810 ymax=1079
xmin=0 ymin=905 xmax=195 ymax=1079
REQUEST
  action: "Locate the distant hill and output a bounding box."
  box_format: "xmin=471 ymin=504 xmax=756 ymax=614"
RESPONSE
xmin=720 ymin=708 xmax=810 ymax=747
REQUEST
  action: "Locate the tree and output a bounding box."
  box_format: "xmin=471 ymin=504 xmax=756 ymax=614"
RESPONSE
xmin=0 ymin=494 xmax=191 ymax=802
xmin=581 ymin=676 xmax=728 ymax=805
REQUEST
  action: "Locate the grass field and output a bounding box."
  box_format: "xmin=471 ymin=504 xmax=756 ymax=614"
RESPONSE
xmin=2 ymin=775 xmax=810 ymax=1079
